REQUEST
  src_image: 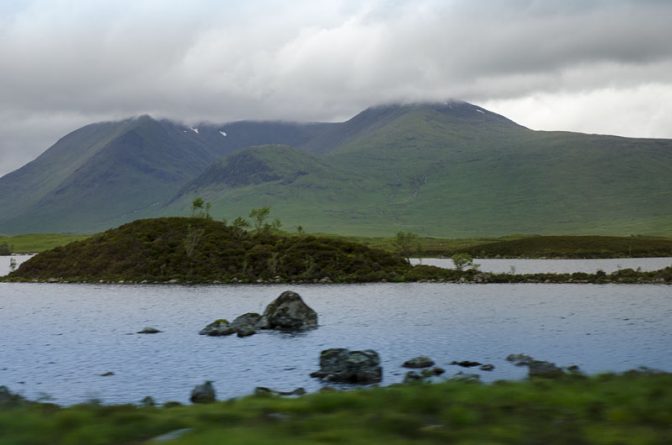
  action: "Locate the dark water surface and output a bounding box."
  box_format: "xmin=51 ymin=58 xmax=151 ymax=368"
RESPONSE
xmin=1 ymin=282 xmax=670 ymax=405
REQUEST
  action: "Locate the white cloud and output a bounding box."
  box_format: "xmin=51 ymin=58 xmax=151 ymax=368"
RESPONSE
xmin=1 ymin=0 xmax=672 ymax=175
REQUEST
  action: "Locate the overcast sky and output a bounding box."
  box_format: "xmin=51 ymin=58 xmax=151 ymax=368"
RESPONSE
xmin=1 ymin=0 xmax=672 ymax=176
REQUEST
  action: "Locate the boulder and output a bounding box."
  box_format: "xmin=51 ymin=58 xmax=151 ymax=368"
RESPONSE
xmin=236 ymin=325 xmax=257 ymax=337
xmin=232 ymin=313 xmax=261 ymax=337
xmin=479 ymin=364 xmax=495 ymax=371
xmin=310 ymin=348 xmax=382 ymax=384
xmin=258 ymin=291 xmax=318 ymax=331
xmin=199 ymin=319 xmax=235 ymax=336
xmin=402 ymin=356 xmax=435 ymax=369
xmin=190 ymin=381 xmax=216 ymax=404
xmin=231 ymin=313 xmax=262 ymax=330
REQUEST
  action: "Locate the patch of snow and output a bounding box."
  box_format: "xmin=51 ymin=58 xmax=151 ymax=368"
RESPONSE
xmin=219 ymin=130 xmax=227 ymax=137
xmin=476 ymin=109 xmax=485 ymax=114
xmin=190 ymin=127 xmax=199 ymax=134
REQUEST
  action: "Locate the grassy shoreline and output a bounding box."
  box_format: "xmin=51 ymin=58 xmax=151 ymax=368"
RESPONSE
xmin=1 ymin=373 xmax=671 ymax=444
xmin=3 ymin=217 xmax=671 ymax=284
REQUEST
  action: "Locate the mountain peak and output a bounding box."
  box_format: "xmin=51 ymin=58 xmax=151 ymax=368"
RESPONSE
xmin=358 ymin=100 xmax=522 ymax=128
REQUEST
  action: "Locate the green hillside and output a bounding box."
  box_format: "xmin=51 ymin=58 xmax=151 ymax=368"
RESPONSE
xmin=2 ymin=101 xmax=671 ymax=237
xmin=171 ymin=103 xmax=672 ymax=237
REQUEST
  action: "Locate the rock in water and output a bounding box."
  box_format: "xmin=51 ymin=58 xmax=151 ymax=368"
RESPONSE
xmin=190 ymin=381 xmax=216 ymax=404
xmin=232 ymin=313 xmax=261 ymax=337
xmin=402 ymin=356 xmax=435 ymax=368
xmin=259 ymin=291 xmax=318 ymax=331
xmin=199 ymin=319 xmax=235 ymax=336
xmin=527 ymin=360 xmax=565 ymax=379
xmin=137 ymin=327 xmax=161 ymax=334
xmin=310 ymin=348 xmax=382 ymax=384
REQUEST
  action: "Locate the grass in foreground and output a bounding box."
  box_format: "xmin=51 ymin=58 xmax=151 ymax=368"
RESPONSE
xmin=1 ymin=373 xmax=671 ymax=445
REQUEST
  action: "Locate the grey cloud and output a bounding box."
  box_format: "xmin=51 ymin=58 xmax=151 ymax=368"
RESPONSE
xmin=1 ymin=0 xmax=671 ymax=175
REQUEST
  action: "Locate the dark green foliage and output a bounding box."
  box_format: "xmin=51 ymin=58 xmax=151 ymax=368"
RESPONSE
xmin=0 ymin=374 xmax=671 ymax=444
xmin=4 ymin=218 xmax=671 ymax=284
xmin=6 ymin=217 xmax=410 ymax=283
xmin=0 ymin=242 xmax=11 ymax=256
xmin=461 ymin=235 xmax=672 ymax=258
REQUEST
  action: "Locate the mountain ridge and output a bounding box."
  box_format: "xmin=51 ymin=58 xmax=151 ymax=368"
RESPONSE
xmin=1 ymin=101 xmax=671 ymax=236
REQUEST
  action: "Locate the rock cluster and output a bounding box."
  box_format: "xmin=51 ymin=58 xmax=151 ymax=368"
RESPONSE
xmin=506 ymin=353 xmax=582 ymax=379
xmin=199 ymin=291 xmax=318 ymax=338
xmin=310 ymin=349 xmax=382 ymax=384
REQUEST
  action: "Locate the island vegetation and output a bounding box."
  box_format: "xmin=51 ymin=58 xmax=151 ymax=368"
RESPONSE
xmin=3 ymin=210 xmax=671 ymax=284
xmin=1 ymin=371 xmax=670 ymax=444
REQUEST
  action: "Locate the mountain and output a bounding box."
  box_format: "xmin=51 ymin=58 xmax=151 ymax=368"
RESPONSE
xmin=1 ymin=101 xmax=671 ymax=236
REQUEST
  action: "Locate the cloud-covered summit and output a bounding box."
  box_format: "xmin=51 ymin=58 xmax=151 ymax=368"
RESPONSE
xmin=1 ymin=0 xmax=672 ymax=175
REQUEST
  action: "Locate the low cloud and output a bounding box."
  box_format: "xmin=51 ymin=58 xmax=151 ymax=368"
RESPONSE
xmin=2 ymin=0 xmax=672 ymax=175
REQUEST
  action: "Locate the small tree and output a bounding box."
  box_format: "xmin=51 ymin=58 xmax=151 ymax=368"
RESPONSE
xmin=191 ymin=197 xmax=205 ymax=217
xmin=452 ymin=253 xmax=478 ymax=271
xmin=191 ymin=197 xmax=212 ymax=219
xmin=394 ymin=231 xmax=419 ymax=262
xmin=249 ymin=207 xmax=271 ymax=231
xmin=0 ymin=242 xmax=11 ymax=256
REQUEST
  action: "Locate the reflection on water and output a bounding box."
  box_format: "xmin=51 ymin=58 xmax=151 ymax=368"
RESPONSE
xmin=0 ymin=255 xmax=33 ymax=276
xmin=0 ymin=282 xmax=670 ymax=405
xmin=413 ymin=257 xmax=672 ymax=274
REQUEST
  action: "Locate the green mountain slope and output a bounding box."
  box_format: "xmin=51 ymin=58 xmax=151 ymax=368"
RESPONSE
xmin=2 ymin=101 xmax=671 ymax=236
xmin=171 ymin=102 xmax=672 ymax=236
xmin=0 ymin=116 xmax=219 ymax=233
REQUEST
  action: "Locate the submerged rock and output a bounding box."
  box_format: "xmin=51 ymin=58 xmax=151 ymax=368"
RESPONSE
xmin=140 ymin=396 xmax=156 ymax=407
xmin=527 ymin=360 xmax=565 ymax=379
xmin=479 ymin=364 xmax=495 ymax=371
xmin=258 ymin=291 xmax=318 ymax=331
xmin=310 ymin=348 xmax=382 ymax=384
xmin=506 ymin=353 xmax=574 ymax=379
xmin=450 ymin=372 xmax=481 ymax=383
xmin=137 ymin=327 xmax=162 ymax=334
xmin=190 ymin=381 xmax=216 ymax=404
xmin=450 ymin=360 xmax=482 ymax=368
xmin=402 ymin=356 xmax=435 ymax=369
xmin=506 ymin=353 xmax=535 ymax=367
xmin=253 ymin=387 xmax=306 ymax=397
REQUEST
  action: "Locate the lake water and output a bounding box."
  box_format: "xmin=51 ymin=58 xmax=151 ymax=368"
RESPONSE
xmin=412 ymin=257 xmax=672 ymax=274
xmin=1 ymin=282 xmax=670 ymax=406
xmin=0 ymin=255 xmax=33 ymax=276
